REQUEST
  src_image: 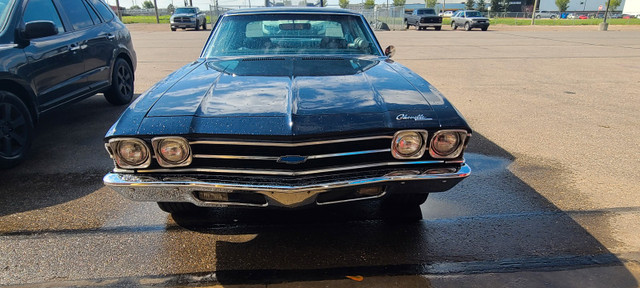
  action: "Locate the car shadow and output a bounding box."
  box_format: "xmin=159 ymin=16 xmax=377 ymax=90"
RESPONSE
xmin=168 ymin=132 xmax=638 ymax=286
xmin=0 ymin=94 xmax=138 ymax=217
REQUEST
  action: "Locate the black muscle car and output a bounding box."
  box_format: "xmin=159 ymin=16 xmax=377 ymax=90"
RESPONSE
xmin=103 ymin=8 xmax=471 ymax=214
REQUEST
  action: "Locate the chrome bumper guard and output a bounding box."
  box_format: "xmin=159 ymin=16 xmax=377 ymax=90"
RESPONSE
xmin=104 ymin=164 xmax=470 ymax=208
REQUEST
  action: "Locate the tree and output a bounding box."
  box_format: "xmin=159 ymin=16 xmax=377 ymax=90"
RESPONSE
xmin=393 ymin=0 xmax=406 ymax=6
xmin=167 ymin=3 xmax=175 ymax=13
xmin=608 ymin=0 xmax=621 ymax=11
xmin=130 ymin=5 xmax=141 ymax=9
xmin=142 ymin=0 xmax=154 ymax=8
xmin=477 ymin=0 xmax=487 ymax=12
xmin=425 ymin=0 xmax=437 ymax=8
xmin=364 ymin=0 xmax=375 ymax=9
xmin=465 ymin=0 xmax=475 ymax=10
xmin=555 ymin=0 xmax=569 ymax=12
xmin=339 ymin=0 xmax=349 ymax=8
xmin=490 ymin=0 xmax=501 ymax=13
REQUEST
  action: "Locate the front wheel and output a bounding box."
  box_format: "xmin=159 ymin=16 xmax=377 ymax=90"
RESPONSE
xmin=435 ymin=26 xmax=442 ymax=31
xmin=481 ymin=26 xmax=488 ymax=31
xmin=170 ymin=27 xmax=176 ymax=31
xmin=104 ymin=58 xmax=134 ymax=106
xmin=464 ymin=22 xmax=471 ymax=31
xmin=158 ymin=202 xmax=203 ymax=214
xmin=451 ymin=22 xmax=457 ymax=30
xmin=195 ymin=20 xmax=200 ymax=31
xmin=383 ymin=194 xmax=429 ymax=207
xmin=0 ymin=91 xmax=34 ymax=169
xmin=404 ymin=20 xmax=409 ymax=29
xmin=202 ymin=19 xmax=207 ymax=30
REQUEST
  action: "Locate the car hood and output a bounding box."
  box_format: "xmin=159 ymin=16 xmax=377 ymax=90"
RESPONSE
xmin=120 ymin=57 xmax=465 ymax=136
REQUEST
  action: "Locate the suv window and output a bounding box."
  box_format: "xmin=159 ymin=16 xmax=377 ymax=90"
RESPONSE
xmin=58 ymin=0 xmax=94 ymax=30
xmin=84 ymin=0 xmax=102 ymax=24
xmin=89 ymin=0 xmax=114 ymax=21
xmin=23 ymin=0 xmax=65 ymax=34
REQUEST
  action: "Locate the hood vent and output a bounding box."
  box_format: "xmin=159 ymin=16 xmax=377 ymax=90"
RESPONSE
xmin=302 ymin=57 xmax=345 ymax=61
xmin=242 ymin=57 xmax=286 ymax=62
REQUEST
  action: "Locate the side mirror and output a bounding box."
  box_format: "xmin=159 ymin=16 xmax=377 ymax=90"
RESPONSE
xmin=24 ymin=21 xmax=58 ymax=39
xmin=384 ymin=45 xmax=396 ymax=58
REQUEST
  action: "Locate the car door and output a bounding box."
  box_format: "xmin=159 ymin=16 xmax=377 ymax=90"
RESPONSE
xmin=21 ymin=0 xmax=86 ymax=112
xmin=56 ymin=0 xmax=115 ymax=93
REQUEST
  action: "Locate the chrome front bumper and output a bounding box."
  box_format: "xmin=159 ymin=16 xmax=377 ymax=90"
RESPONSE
xmin=104 ymin=164 xmax=470 ymax=208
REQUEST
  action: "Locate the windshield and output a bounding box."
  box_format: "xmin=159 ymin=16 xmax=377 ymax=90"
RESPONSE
xmin=203 ymin=13 xmax=381 ymax=57
xmin=175 ymin=8 xmax=196 ymax=14
xmin=466 ymin=11 xmax=482 ymax=17
xmin=417 ymin=9 xmax=435 ymax=15
xmin=0 ymin=0 xmax=14 ymax=31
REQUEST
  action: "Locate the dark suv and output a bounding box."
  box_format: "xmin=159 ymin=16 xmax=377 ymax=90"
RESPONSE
xmin=0 ymin=0 xmax=137 ymax=168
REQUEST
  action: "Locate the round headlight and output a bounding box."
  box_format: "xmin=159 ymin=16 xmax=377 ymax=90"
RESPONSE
xmin=158 ymin=139 xmax=189 ymax=164
xmin=116 ymin=139 xmax=149 ymax=168
xmin=392 ymin=131 xmax=424 ymax=158
xmin=431 ymin=132 xmax=461 ymax=157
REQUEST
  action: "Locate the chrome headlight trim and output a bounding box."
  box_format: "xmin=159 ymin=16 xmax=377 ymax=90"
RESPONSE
xmin=152 ymin=136 xmax=192 ymax=168
xmin=429 ymin=130 xmax=469 ymax=159
xmin=108 ymin=138 xmax=151 ymax=169
xmin=391 ymin=130 xmax=428 ymax=160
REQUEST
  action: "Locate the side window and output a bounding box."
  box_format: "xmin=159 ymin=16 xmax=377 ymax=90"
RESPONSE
xmin=58 ymin=0 xmax=94 ymax=30
xmin=23 ymin=0 xmax=65 ymax=34
xmin=84 ymin=0 xmax=102 ymax=25
xmin=89 ymin=0 xmax=114 ymax=22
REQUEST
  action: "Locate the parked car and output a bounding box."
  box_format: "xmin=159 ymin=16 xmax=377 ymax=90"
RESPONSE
xmin=439 ymin=10 xmax=455 ymax=17
xmin=534 ymin=10 xmax=559 ymax=19
xmin=404 ymin=8 xmax=442 ymax=30
xmin=169 ymin=7 xmax=206 ymax=31
xmin=578 ymin=14 xmax=588 ymax=19
xmin=0 ymin=0 xmax=136 ymax=168
xmin=103 ymin=7 xmax=472 ymax=215
xmin=567 ymin=13 xmax=578 ymax=19
xmin=451 ymin=10 xmax=490 ymax=31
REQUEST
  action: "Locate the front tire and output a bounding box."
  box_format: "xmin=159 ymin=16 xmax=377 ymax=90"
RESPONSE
xmin=405 ymin=20 xmax=409 ymax=29
xmin=170 ymin=27 xmax=176 ymax=31
xmin=482 ymin=26 xmax=488 ymax=31
xmin=451 ymin=21 xmax=457 ymax=30
xmin=195 ymin=20 xmax=200 ymax=31
xmin=202 ymin=19 xmax=207 ymax=30
xmin=0 ymin=91 xmax=34 ymax=169
xmin=104 ymin=58 xmax=134 ymax=106
xmin=157 ymin=202 xmax=202 ymax=214
xmin=464 ymin=22 xmax=471 ymax=31
xmin=435 ymin=26 xmax=442 ymax=31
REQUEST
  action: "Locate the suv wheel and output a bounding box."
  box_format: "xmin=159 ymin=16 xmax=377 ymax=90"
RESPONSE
xmin=203 ymin=19 xmax=207 ymax=30
xmin=104 ymin=58 xmax=134 ymax=106
xmin=0 ymin=91 xmax=33 ymax=169
xmin=195 ymin=20 xmax=200 ymax=31
xmin=464 ymin=22 xmax=471 ymax=31
xmin=451 ymin=21 xmax=457 ymax=30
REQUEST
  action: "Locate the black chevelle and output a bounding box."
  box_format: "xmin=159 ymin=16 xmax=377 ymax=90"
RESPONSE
xmin=104 ymin=8 xmax=471 ymax=214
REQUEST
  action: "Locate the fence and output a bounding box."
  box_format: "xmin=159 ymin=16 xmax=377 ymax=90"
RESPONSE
xmin=351 ymin=6 xmax=406 ymax=31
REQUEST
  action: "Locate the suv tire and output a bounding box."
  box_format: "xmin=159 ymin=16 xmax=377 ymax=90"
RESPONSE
xmin=104 ymin=58 xmax=134 ymax=106
xmin=0 ymin=91 xmax=33 ymax=169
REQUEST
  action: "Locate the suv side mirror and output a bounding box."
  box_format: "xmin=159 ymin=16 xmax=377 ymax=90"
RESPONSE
xmin=24 ymin=21 xmax=58 ymax=39
xmin=384 ymin=45 xmax=395 ymax=58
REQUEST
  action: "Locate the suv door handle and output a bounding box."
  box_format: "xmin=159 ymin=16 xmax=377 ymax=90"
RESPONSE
xmin=69 ymin=43 xmax=81 ymax=51
xmin=105 ymin=33 xmax=115 ymax=40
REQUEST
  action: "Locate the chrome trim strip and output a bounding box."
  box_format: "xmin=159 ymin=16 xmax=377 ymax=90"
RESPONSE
xmin=136 ymin=160 xmax=446 ymax=176
xmin=192 ymin=148 xmax=391 ymax=161
xmin=189 ymin=135 xmax=393 ymax=147
xmin=104 ymin=164 xmax=470 ymax=208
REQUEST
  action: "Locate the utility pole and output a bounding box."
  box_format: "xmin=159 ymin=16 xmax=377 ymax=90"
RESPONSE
xmin=600 ymin=0 xmax=611 ymax=30
xmin=531 ymin=0 xmax=539 ymax=25
xmin=153 ymin=0 xmax=159 ymax=23
xmin=115 ymin=0 xmax=122 ymax=20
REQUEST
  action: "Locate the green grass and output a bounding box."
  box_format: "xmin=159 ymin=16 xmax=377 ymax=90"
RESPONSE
xmin=121 ymin=15 xmax=215 ymax=24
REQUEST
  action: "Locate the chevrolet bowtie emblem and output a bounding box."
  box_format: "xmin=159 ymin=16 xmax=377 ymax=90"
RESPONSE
xmin=277 ymin=155 xmax=308 ymax=164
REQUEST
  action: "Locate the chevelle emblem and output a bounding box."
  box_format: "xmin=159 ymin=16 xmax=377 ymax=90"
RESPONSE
xmin=277 ymin=155 xmax=308 ymax=164
xmin=396 ymin=114 xmax=433 ymax=121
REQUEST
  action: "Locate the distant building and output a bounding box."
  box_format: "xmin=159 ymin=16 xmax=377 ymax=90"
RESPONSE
xmin=622 ymin=0 xmax=639 ymax=15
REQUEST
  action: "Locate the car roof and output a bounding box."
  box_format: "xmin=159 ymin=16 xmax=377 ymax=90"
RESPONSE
xmin=224 ymin=7 xmax=361 ymax=16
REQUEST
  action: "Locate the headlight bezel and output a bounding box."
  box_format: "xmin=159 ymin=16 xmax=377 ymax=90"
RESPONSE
xmin=108 ymin=138 xmax=151 ymax=169
xmin=151 ymin=136 xmax=192 ymax=167
xmin=391 ymin=130 xmax=428 ymax=159
xmin=429 ymin=130 xmax=469 ymax=159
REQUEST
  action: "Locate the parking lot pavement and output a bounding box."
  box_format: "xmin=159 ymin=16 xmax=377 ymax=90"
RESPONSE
xmin=0 ymin=24 xmax=639 ymax=286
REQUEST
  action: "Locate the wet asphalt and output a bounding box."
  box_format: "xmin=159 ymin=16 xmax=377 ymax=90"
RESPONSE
xmin=0 ymin=25 xmax=639 ymax=287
